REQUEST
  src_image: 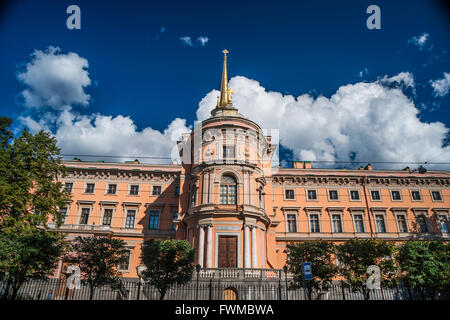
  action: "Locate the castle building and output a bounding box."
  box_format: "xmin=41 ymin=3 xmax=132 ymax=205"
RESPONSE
xmin=51 ymin=50 xmax=450 ymax=279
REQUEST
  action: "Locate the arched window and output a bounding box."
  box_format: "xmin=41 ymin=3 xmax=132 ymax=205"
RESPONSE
xmin=220 ymin=175 xmax=237 ymax=204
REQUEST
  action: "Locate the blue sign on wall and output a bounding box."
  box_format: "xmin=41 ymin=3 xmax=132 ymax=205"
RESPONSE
xmin=303 ymin=262 xmax=312 ymax=280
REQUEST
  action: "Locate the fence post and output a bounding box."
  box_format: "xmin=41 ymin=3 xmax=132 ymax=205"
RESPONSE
xmin=278 ymin=270 xmax=282 ymax=300
xmin=209 ymin=279 xmax=213 ymax=300
xmin=341 ymin=282 xmax=346 ymax=300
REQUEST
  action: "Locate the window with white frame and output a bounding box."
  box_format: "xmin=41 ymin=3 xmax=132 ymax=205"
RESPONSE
xmin=438 ymin=215 xmax=448 ymax=233
xmin=219 ymin=175 xmax=237 ymax=204
xmin=375 ymin=214 xmax=386 ymax=233
xmin=64 ymin=182 xmax=73 ymax=193
xmin=223 ymin=145 xmax=235 ymax=158
xmin=119 ymin=250 xmax=131 ymax=271
xmin=129 ymin=185 xmax=139 ymax=195
xmin=411 ymin=190 xmax=422 ymax=201
xmin=350 ymin=190 xmax=360 ymax=201
xmin=80 ymin=208 xmax=90 ymax=225
xmin=431 ymin=190 xmax=442 ymax=201
xmin=307 ymin=189 xmax=317 ymax=200
xmin=85 ymin=183 xmax=95 ymax=194
xmin=285 ymin=189 xmax=295 ymax=200
xmin=102 ymin=208 xmax=113 ymax=226
xmin=309 ymin=214 xmax=320 ymax=233
xmin=172 ymin=211 xmax=178 ymax=230
xmin=107 ymin=184 xmax=117 ymax=194
xmin=328 ymin=190 xmax=339 ymax=201
xmin=148 ymin=210 xmax=160 ymax=229
xmin=416 ymin=215 xmax=428 ymax=233
xmin=370 ymin=190 xmax=381 ymax=201
xmin=332 ymin=214 xmax=342 ymax=233
xmin=396 ymin=214 xmax=408 ymax=233
xmin=152 ymin=185 xmax=162 ymax=196
xmin=353 ymin=214 xmax=364 ymax=233
xmin=59 ymin=207 xmax=68 ymax=224
xmin=391 ymin=190 xmax=402 ymax=201
xmin=125 ymin=210 xmax=136 ymax=228
xmin=287 ymin=214 xmax=297 ymax=232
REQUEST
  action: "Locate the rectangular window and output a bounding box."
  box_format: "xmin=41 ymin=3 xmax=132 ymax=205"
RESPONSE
xmin=431 ymin=191 xmax=442 ymax=201
xmin=130 ymin=185 xmax=139 ymax=195
xmin=417 ymin=215 xmax=428 ymax=233
xmin=375 ymin=215 xmax=386 ymax=233
xmin=287 ymin=214 xmax=297 ymax=232
xmin=85 ymin=183 xmax=95 ymax=193
xmin=149 ymin=210 xmax=160 ymax=229
xmin=397 ymin=215 xmax=408 ymax=233
xmin=307 ymin=190 xmax=317 ymax=200
xmin=439 ymin=215 xmax=449 ymax=233
xmin=310 ymin=214 xmax=320 ymax=233
xmin=350 ymin=190 xmax=360 ymax=201
xmin=223 ymin=145 xmax=235 ymax=158
xmin=329 ymin=190 xmax=339 ymax=200
xmin=64 ymin=183 xmax=73 ymax=193
xmin=175 ymin=186 xmax=180 ymax=197
xmin=107 ymin=184 xmax=117 ymax=194
xmin=219 ymin=185 xmax=236 ymax=204
xmin=391 ymin=190 xmax=402 ymax=201
xmin=370 ymin=190 xmax=381 ymax=201
xmin=59 ymin=207 xmax=68 ymax=224
xmin=102 ymin=209 xmax=113 ymax=226
xmin=354 ymin=215 xmax=364 ymax=233
xmin=411 ymin=190 xmax=422 ymax=201
xmin=119 ymin=251 xmax=131 ymax=271
xmin=172 ymin=211 xmax=178 ymax=231
xmin=285 ymin=189 xmax=295 ymax=199
xmin=152 ymin=185 xmax=161 ymax=196
xmin=80 ymin=208 xmax=90 ymax=225
xmin=125 ymin=210 xmax=136 ymax=229
xmin=332 ymin=214 xmax=342 ymax=233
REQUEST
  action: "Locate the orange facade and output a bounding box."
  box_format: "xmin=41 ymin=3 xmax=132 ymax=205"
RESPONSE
xmin=51 ymin=51 xmax=450 ymax=279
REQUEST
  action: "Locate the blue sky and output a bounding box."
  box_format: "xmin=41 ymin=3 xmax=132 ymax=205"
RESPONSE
xmin=0 ymin=0 xmax=449 ymax=168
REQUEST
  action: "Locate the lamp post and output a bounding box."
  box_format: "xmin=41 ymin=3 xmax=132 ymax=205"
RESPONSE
xmin=136 ymin=265 xmax=147 ymax=301
xmin=283 ymin=265 xmax=288 ymax=300
xmin=196 ymin=264 xmax=201 ymax=300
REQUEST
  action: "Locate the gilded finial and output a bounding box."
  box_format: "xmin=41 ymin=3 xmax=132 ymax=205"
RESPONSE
xmin=218 ymin=49 xmax=233 ymax=108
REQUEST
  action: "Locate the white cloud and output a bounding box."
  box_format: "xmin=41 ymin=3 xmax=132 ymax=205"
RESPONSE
xmin=179 ymin=36 xmax=193 ymax=46
xmin=197 ymin=75 xmax=450 ymax=169
xmin=358 ymin=68 xmax=368 ymax=78
xmin=196 ymin=36 xmax=209 ymax=46
xmin=408 ymin=32 xmax=430 ymax=49
xmin=377 ymin=72 xmax=415 ymax=89
xmin=17 ymin=46 xmax=91 ymax=109
xmin=430 ymin=72 xmax=450 ymax=97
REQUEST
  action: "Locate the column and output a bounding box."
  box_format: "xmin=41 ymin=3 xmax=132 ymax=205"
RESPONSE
xmin=251 ymin=226 xmax=258 ymax=268
xmin=198 ymin=225 xmax=205 ymax=267
xmin=206 ymin=225 xmax=212 ymax=268
xmin=244 ymin=225 xmax=250 ymax=268
xmin=260 ymin=230 xmax=265 ymax=268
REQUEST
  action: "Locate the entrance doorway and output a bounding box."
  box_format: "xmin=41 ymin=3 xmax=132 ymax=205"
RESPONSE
xmin=218 ymin=235 xmax=237 ymax=268
xmin=223 ymin=287 xmax=238 ymax=300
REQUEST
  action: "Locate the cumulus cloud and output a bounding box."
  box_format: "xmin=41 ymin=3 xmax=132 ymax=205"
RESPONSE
xmin=179 ymin=36 xmax=193 ymax=46
xmin=197 ymin=75 xmax=450 ymax=169
xmin=430 ymin=72 xmax=450 ymax=97
xmin=16 ymin=46 xmax=91 ymax=109
xmin=196 ymin=36 xmax=209 ymax=46
xmin=408 ymin=32 xmax=430 ymax=50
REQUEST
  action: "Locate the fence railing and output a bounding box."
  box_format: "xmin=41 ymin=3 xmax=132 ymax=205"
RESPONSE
xmin=1 ymin=278 xmax=448 ymax=300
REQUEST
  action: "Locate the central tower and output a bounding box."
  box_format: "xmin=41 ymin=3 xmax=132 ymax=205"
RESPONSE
xmin=176 ymin=50 xmax=276 ymax=269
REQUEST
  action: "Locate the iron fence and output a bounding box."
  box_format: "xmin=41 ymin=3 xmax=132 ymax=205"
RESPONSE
xmin=1 ymin=278 xmax=448 ymax=300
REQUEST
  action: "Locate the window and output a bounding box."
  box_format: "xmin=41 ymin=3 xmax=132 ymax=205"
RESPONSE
xmin=130 ymin=185 xmax=139 ymax=195
xmin=85 ymin=183 xmax=95 ymax=194
xmin=152 ymin=185 xmax=161 ymax=196
xmin=219 ymin=175 xmax=237 ymax=204
xmin=370 ymin=190 xmax=381 ymax=201
xmin=350 ymin=190 xmax=360 ymax=201
xmin=175 ymin=186 xmax=180 ymax=197
xmin=102 ymin=209 xmax=113 ymax=226
xmin=396 ymin=215 xmax=408 ymax=233
xmin=307 ymin=190 xmax=317 ymax=200
xmin=329 ymin=190 xmax=339 ymax=200
xmin=125 ymin=210 xmax=136 ymax=229
xmin=191 ymin=187 xmax=197 ymax=206
xmin=375 ymin=215 xmax=386 ymax=233
xmin=431 ymin=191 xmax=442 ymax=201
xmin=391 ymin=190 xmax=402 ymax=201
xmin=172 ymin=211 xmax=178 ymax=231
xmin=107 ymin=184 xmax=117 ymax=194
xmin=309 ymin=214 xmax=320 ymax=233
xmin=354 ymin=215 xmax=364 ymax=233
xmin=438 ymin=215 xmax=449 ymax=233
xmin=411 ymin=190 xmax=422 ymax=201
xmin=285 ymin=189 xmax=295 ymax=200
xmin=119 ymin=251 xmax=131 ymax=271
xmin=64 ymin=183 xmax=73 ymax=193
xmin=59 ymin=207 xmax=68 ymax=224
xmin=416 ymin=215 xmax=428 ymax=233
xmin=332 ymin=214 xmax=342 ymax=233
xmin=287 ymin=214 xmax=297 ymax=232
xmin=223 ymin=145 xmax=235 ymax=158
xmin=148 ymin=210 xmax=160 ymax=229
xmin=80 ymin=208 xmax=90 ymax=225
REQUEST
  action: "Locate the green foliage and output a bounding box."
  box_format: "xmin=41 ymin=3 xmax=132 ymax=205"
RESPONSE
xmin=286 ymin=241 xmax=337 ymax=298
xmin=0 ymin=222 xmax=67 ymax=300
xmin=335 ymin=239 xmax=397 ymax=299
xmin=65 ymin=236 xmax=129 ymax=300
xmin=396 ymin=240 xmax=450 ymax=297
xmin=141 ymin=239 xmax=194 ymax=300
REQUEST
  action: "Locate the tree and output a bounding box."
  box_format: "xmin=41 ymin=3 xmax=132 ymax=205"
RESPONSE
xmin=0 ymin=117 xmax=69 ymax=300
xmin=141 ymin=239 xmax=194 ymax=300
xmin=396 ymin=240 xmax=450 ymax=299
xmin=335 ymin=239 xmax=397 ymax=300
xmin=286 ymin=241 xmax=337 ymax=300
xmin=65 ymin=236 xmax=129 ymax=300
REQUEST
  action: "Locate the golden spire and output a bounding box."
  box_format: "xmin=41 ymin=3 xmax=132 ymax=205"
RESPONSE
xmin=218 ymin=49 xmax=233 ymax=108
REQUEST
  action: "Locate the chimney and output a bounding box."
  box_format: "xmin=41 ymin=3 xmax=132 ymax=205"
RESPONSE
xmin=365 ymin=164 xmax=372 ymax=170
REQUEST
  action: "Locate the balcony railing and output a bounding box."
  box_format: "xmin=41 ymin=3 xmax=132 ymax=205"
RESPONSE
xmin=48 ymin=223 xmax=111 ymax=232
xmin=195 ymin=268 xmax=283 ymax=280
